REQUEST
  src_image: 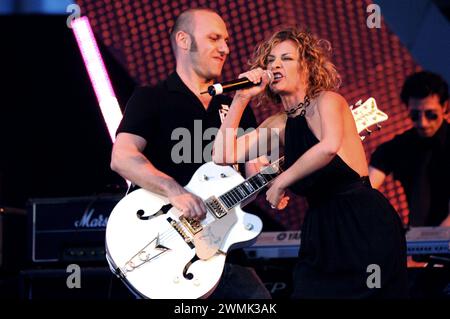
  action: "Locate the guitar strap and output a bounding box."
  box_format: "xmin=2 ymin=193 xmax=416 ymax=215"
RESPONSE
xmin=219 ymin=103 xmax=240 ymax=172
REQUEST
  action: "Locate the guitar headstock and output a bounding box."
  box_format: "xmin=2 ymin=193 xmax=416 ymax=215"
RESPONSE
xmin=350 ymin=97 xmax=388 ymax=139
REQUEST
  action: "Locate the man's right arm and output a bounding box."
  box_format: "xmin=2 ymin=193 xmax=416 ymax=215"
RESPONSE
xmin=368 ymin=139 xmax=396 ymax=189
xmin=111 ymin=132 xmax=206 ymax=219
xmin=111 ymin=132 xmax=175 ymax=195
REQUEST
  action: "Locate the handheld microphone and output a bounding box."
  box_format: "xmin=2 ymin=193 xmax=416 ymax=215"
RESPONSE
xmin=201 ymin=71 xmax=273 ymax=96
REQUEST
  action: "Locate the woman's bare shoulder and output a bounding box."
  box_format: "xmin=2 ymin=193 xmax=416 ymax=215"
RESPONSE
xmin=315 ymin=91 xmax=348 ymax=114
xmin=317 ymin=91 xmax=347 ymax=105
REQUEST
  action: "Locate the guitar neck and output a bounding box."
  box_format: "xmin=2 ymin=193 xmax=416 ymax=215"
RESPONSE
xmin=218 ymin=157 xmax=285 ymax=210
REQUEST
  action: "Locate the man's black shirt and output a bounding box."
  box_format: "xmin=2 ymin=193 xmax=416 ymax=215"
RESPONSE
xmin=370 ymin=121 xmax=449 ymax=226
xmin=117 ymin=72 xmax=257 ymax=186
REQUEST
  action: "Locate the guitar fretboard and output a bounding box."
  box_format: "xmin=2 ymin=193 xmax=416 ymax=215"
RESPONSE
xmin=218 ymin=157 xmax=284 ymax=210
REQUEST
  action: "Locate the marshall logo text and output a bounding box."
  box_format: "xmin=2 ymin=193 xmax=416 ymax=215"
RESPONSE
xmin=74 ymin=208 xmax=108 ymax=228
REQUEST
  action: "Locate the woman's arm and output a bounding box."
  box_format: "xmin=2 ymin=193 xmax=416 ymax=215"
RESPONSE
xmin=266 ymin=92 xmax=346 ymax=207
xmin=212 ymin=68 xmax=275 ymax=164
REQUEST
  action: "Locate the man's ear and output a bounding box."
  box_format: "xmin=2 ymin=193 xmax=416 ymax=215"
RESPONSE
xmin=175 ymin=31 xmax=190 ymax=51
xmin=443 ymin=100 xmax=449 ymax=114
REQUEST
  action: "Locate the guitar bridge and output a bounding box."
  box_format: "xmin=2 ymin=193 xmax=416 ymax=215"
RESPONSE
xmin=180 ymin=216 xmax=203 ymax=235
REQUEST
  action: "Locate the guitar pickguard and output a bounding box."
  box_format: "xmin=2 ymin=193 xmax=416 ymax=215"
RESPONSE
xmin=194 ymin=210 xmax=238 ymax=260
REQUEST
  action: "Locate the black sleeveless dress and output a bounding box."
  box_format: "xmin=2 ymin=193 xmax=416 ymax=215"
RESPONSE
xmin=284 ymin=114 xmax=408 ymax=299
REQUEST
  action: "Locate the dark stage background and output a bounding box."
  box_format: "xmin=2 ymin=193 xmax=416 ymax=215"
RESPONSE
xmin=0 ymin=15 xmax=134 ymax=207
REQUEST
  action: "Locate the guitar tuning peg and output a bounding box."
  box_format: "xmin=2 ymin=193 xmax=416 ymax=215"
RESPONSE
xmin=376 ymin=124 xmax=382 ymax=130
xmin=365 ymin=128 xmax=372 ymax=135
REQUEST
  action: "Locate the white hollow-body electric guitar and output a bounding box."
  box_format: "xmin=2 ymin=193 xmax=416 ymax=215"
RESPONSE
xmin=105 ymin=97 xmax=388 ymax=299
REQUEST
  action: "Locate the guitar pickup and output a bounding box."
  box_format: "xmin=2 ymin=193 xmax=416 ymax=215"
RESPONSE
xmin=205 ymin=197 xmax=227 ymax=219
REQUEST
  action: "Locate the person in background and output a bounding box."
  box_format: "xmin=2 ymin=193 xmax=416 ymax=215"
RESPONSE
xmin=369 ymin=71 xmax=449 ymax=227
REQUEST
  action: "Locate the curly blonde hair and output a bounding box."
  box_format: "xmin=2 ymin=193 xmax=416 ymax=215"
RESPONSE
xmin=250 ymin=27 xmax=341 ymax=103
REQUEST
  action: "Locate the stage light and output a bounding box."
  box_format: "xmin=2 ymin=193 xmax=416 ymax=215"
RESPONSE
xmin=72 ymin=16 xmax=123 ymax=143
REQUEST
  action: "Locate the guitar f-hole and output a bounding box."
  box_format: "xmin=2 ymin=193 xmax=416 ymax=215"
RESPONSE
xmin=182 ymin=255 xmax=200 ymax=280
xmin=136 ymin=204 xmax=173 ymax=220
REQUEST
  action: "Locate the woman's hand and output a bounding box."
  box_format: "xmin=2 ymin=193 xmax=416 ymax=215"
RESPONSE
xmin=234 ymin=67 xmax=272 ymax=102
xmin=266 ymin=178 xmax=290 ymax=210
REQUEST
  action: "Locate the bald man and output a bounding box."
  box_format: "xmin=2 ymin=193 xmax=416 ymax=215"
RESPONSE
xmin=111 ymin=8 xmax=270 ymax=299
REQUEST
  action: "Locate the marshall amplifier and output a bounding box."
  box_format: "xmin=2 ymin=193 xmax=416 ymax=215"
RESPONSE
xmin=28 ymin=195 xmax=122 ymax=264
